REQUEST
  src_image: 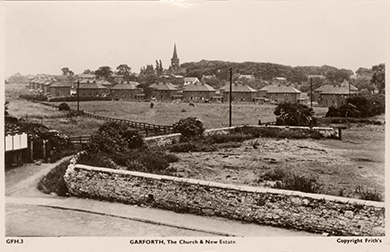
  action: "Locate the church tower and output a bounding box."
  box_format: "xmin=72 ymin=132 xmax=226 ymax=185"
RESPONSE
xmin=171 ymin=43 xmax=180 ymax=72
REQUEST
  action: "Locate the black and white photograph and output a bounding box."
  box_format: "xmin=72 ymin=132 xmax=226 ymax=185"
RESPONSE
xmin=2 ymin=0 xmax=389 ymax=251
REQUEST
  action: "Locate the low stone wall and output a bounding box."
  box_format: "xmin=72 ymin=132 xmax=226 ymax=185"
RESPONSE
xmin=144 ymin=125 xmax=339 ymax=148
xmin=64 ymin=160 xmax=385 ymax=236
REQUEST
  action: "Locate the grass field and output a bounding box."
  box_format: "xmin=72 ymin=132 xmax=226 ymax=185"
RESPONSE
xmin=49 ymin=100 xmax=329 ymax=129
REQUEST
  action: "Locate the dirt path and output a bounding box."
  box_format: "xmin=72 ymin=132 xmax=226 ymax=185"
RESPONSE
xmin=5 ymin=157 xmax=71 ymax=198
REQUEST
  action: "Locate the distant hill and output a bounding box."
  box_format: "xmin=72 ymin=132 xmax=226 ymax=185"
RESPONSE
xmin=180 ymin=60 xmax=353 ymax=84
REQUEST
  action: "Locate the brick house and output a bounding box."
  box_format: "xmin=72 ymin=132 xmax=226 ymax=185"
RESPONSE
xmin=221 ymin=82 xmax=258 ymax=102
xmin=150 ymin=82 xmax=178 ymax=101
xmin=49 ymin=81 xmax=72 ymax=97
xmin=182 ymin=82 xmax=216 ymax=102
xmin=110 ymin=81 xmax=142 ymax=100
xmin=78 ymin=82 xmax=109 ymax=98
xmin=314 ymin=80 xmax=358 ymax=107
xmin=258 ymin=85 xmax=302 ymax=103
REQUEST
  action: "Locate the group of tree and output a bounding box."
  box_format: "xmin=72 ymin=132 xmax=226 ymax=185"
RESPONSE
xmin=181 ymin=60 xmax=353 ymax=85
xmin=326 ymin=94 xmax=385 ymax=118
xmin=60 ymin=61 xmax=384 ymax=95
xmin=61 ymin=67 xmax=74 ymax=76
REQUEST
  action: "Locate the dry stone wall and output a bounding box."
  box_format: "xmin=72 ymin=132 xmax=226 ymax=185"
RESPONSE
xmin=64 ymin=160 xmax=384 ymax=236
xmin=144 ymin=125 xmax=339 ymax=148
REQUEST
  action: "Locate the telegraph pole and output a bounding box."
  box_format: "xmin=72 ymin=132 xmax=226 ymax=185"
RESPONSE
xmin=229 ymin=68 xmax=233 ymax=127
xmin=77 ymin=80 xmax=80 ymax=114
xmin=310 ymin=77 xmax=313 ymax=107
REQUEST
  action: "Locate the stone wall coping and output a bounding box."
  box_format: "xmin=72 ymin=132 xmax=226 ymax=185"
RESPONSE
xmin=73 ymin=164 xmax=384 ymax=208
xmin=145 ymin=133 xmax=181 ymax=140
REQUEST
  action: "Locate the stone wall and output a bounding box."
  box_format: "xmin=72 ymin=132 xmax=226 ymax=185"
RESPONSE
xmin=64 ymin=160 xmax=385 ymax=236
xmin=144 ymin=125 xmax=339 ymax=148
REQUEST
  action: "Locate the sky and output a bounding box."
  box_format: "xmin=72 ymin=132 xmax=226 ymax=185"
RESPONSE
xmin=2 ymin=0 xmax=389 ymax=77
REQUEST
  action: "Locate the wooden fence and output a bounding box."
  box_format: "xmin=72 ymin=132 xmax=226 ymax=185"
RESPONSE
xmin=39 ymin=102 xmax=174 ymax=136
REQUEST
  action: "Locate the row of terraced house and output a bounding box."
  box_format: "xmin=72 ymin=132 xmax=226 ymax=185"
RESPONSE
xmin=24 ymin=44 xmax=358 ymax=106
xmin=27 ymin=74 xmax=358 ymax=106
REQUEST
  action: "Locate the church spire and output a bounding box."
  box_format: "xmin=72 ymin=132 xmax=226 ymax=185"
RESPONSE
xmin=172 ymin=43 xmax=178 ymax=59
xmin=171 ymin=43 xmax=180 ymax=71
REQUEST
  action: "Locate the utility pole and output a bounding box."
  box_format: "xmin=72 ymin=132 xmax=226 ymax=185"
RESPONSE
xmin=310 ymin=77 xmax=313 ymax=107
xmin=77 ymin=80 xmax=80 ymax=114
xmin=229 ymin=68 xmax=233 ymax=127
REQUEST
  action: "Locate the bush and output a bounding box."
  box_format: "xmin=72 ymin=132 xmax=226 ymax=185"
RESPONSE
xmin=20 ymin=93 xmax=48 ymax=101
xmin=169 ymin=141 xmax=217 ymax=153
xmin=274 ymin=173 xmax=322 ymax=193
xmin=325 ymin=95 xmax=385 ymax=119
xmin=355 ymin=185 xmax=383 ymax=202
xmin=49 ymin=148 xmax=79 ymax=163
xmin=58 ymin=102 xmax=71 ymax=111
xmin=87 ymin=122 xmax=144 ymax=155
xmin=207 ymin=133 xmax=253 ymax=144
xmin=234 ymin=126 xmax=323 ymax=140
xmin=325 ymin=106 xmax=340 ymax=117
xmin=48 ymin=96 xmax=111 ymax=102
xmin=262 ymin=167 xmax=287 ymax=181
xmin=173 ymin=117 xmax=205 ymax=142
xmin=77 ymin=151 xmax=119 ymax=169
xmin=37 ymin=159 xmax=70 ymax=196
xmin=274 ymin=102 xmax=317 ymax=126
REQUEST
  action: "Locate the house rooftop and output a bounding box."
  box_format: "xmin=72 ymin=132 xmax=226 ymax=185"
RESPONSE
xmin=221 ymin=82 xmax=257 ymax=93
xmin=183 ymin=82 xmax=216 ymax=92
xmin=259 ymin=85 xmax=301 ymax=94
xmin=111 ymin=81 xmax=140 ymax=90
xmin=150 ymin=82 xmax=178 ymax=91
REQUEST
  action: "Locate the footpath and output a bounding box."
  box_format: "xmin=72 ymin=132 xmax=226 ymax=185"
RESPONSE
xmin=5 ymin=158 xmax=318 ymax=237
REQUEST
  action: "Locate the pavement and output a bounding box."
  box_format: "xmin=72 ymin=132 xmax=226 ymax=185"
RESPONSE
xmin=4 ymin=157 xmax=318 ymax=237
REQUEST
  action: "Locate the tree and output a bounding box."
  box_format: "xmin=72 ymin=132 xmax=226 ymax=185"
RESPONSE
xmin=355 ymin=67 xmax=372 ymax=77
xmin=61 ymin=67 xmax=70 ymax=75
xmin=371 ymin=64 xmax=385 ymax=94
xmin=83 ymin=69 xmax=94 ymax=74
xmin=95 ymin=66 xmax=113 ymax=82
xmin=155 ymin=60 xmax=164 ymax=77
xmin=274 ymin=102 xmax=317 ymax=126
xmin=116 ymin=64 xmax=132 ymax=82
xmin=139 ymin=64 xmax=157 ymax=85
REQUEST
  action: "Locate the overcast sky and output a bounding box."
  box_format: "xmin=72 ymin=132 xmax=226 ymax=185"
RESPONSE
xmin=3 ymin=0 xmax=389 ymax=77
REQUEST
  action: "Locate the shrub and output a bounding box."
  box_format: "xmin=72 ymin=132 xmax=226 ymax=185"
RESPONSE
xmin=355 ymin=185 xmax=383 ymax=202
xmin=87 ymin=122 xmax=144 ymax=154
xmin=208 ymin=133 xmax=253 ymax=144
xmin=173 ymin=117 xmax=205 ymax=142
xmin=274 ymin=102 xmax=317 ymax=127
xmin=169 ymin=141 xmax=217 ymax=152
xmin=274 ymin=173 xmax=322 ymax=193
xmin=77 ymin=151 xmax=119 ymax=169
xmin=233 ymin=126 xmax=323 ymax=140
xmin=325 ymin=95 xmax=385 ymax=119
xmin=37 ymin=159 xmax=70 ymax=196
xmin=48 ymin=96 xmax=111 ymax=102
xmin=20 ymin=93 xmax=48 ymax=101
xmin=58 ymin=102 xmax=71 ymax=111
xmin=262 ymin=167 xmax=287 ymax=181
xmin=325 ymin=106 xmax=340 ymax=117
xmin=49 ymin=148 xmax=79 ymax=163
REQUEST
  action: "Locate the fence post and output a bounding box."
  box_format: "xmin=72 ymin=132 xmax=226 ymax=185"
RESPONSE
xmin=29 ymin=136 xmax=34 ymax=161
xmin=42 ymin=140 xmax=47 ymax=162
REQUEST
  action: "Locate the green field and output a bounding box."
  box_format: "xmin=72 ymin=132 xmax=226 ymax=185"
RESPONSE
xmin=48 ymin=100 xmax=328 ymax=129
